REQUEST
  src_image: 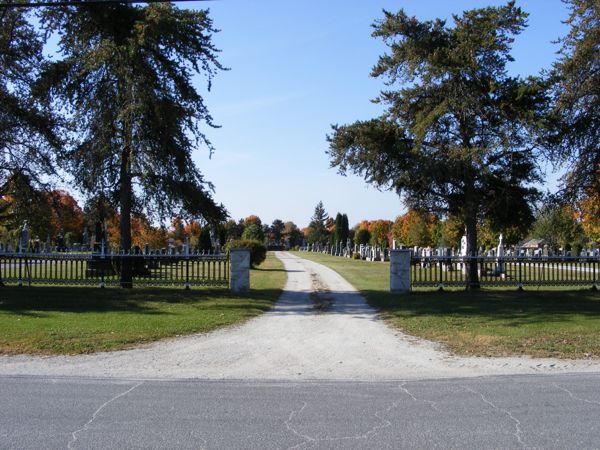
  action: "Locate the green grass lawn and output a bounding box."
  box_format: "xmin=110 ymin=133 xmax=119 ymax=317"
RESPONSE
xmin=0 ymin=252 xmax=286 ymax=355
xmin=294 ymin=251 xmax=600 ymax=359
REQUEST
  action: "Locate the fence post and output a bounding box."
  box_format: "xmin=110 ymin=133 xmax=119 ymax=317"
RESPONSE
xmin=100 ymin=240 xmax=105 ymax=289
xmin=592 ymin=256 xmax=598 ymax=291
xmin=390 ymin=249 xmax=411 ymax=293
xmin=185 ymin=241 xmax=190 ymax=290
xmin=230 ymin=249 xmax=250 ymax=293
xmin=517 ymin=254 xmax=523 ymax=291
xmin=18 ymin=254 xmax=23 ymax=287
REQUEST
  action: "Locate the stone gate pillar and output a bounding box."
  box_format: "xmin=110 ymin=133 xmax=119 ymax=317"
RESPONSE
xmin=230 ymin=249 xmax=250 ymax=293
xmin=390 ymin=249 xmax=411 ymax=293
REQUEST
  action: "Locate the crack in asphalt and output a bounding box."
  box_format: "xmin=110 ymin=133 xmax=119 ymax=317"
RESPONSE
xmin=465 ymin=386 xmax=525 ymax=448
xmin=284 ymin=402 xmax=315 ymax=449
xmin=399 ymin=381 xmax=440 ymax=412
xmin=67 ymin=381 xmax=144 ymax=449
xmin=283 ymin=392 xmax=406 ymax=449
xmin=553 ymin=382 xmax=600 ymax=407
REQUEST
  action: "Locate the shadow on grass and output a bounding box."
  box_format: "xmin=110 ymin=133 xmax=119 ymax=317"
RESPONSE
xmin=252 ymin=268 xmax=301 ymax=273
xmin=0 ymin=286 xmax=283 ymax=315
xmin=362 ymin=289 xmax=600 ymax=325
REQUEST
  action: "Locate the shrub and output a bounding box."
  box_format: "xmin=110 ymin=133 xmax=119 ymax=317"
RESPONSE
xmin=352 ymin=252 xmax=360 ymax=260
xmin=225 ymin=239 xmax=267 ymax=267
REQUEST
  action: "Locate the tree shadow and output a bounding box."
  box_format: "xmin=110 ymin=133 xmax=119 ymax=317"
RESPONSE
xmin=361 ymin=289 xmax=600 ymax=326
xmin=252 ymin=268 xmax=301 ymax=273
xmin=0 ymin=286 xmax=283 ymax=315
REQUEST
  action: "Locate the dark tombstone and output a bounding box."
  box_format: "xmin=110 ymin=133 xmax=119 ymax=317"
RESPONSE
xmin=56 ymin=230 xmax=66 ymax=252
xmin=83 ymin=227 xmax=89 ymax=247
xmin=94 ymin=221 xmax=106 ymax=252
xmin=19 ymin=221 xmax=29 ymax=253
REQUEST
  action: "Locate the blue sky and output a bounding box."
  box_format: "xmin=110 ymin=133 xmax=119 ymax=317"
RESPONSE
xmin=188 ymin=0 xmax=570 ymax=228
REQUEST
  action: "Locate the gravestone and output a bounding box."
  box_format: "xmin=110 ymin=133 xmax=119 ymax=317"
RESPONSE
xmin=496 ymin=233 xmax=505 ymax=276
xmin=460 ymin=235 xmax=467 ymax=256
xmin=83 ymin=227 xmax=89 ymax=247
xmin=19 ymin=221 xmax=29 ymax=253
xmin=459 ymin=234 xmax=468 ymax=274
xmin=542 ymin=244 xmax=549 ymax=257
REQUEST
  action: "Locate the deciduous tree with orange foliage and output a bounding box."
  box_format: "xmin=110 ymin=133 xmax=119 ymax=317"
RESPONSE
xmin=48 ymin=190 xmax=84 ymax=238
xmin=1 ymin=177 xmax=85 ymax=242
xmin=244 ymin=215 xmax=262 ymax=227
xmin=392 ymin=210 xmax=438 ymax=247
xmin=578 ymin=191 xmax=600 ymax=242
xmin=368 ymin=220 xmax=392 ymax=247
xmin=135 ymin=218 xmax=167 ymax=249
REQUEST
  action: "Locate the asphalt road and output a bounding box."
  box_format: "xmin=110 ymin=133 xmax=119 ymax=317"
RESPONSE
xmin=1 ymin=373 xmax=600 ymax=449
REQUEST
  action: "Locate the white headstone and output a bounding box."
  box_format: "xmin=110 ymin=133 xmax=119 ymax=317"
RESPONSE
xmin=496 ymin=233 xmax=504 ymax=258
xmin=460 ymin=235 xmax=467 ymax=257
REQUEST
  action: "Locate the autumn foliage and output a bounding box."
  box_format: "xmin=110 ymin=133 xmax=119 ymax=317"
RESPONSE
xmin=578 ymin=191 xmax=600 ymax=242
xmin=391 ymin=210 xmax=439 ymax=247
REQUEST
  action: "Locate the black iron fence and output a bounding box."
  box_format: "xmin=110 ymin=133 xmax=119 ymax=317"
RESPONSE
xmin=411 ymin=256 xmax=599 ymax=289
xmin=0 ymin=252 xmax=229 ymax=288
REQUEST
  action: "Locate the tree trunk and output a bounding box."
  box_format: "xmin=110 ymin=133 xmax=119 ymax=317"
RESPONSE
xmin=119 ymin=146 xmax=133 ymax=288
xmin=465 ymin=211 xmax=480 ymax=290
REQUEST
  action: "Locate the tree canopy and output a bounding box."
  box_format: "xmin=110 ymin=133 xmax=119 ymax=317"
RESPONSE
xmin=1 ymin=7 xmax=59 ymax=196
xmin=327 ymin=3 xmax=547 ymax=287
xmin=531 ymin=203 xmax=585 ymax=251
xmin=39 ymin=2 xmax=227 ymax=285
xmin=548 ymin=0 xmax=600 ymax=199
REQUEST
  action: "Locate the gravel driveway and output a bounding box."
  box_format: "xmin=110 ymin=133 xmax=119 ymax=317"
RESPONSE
xmin=1 ymin=251 xmax=599 ymax=380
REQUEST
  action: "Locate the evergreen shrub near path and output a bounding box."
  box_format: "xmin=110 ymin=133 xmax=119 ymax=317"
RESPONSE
xmin=0 ymin=253 xmax=285 ymax=355
xmin=294 ymin=252 xmax=600 ymax=359
xmin=225 ymin=239 xmax=267 ymax=267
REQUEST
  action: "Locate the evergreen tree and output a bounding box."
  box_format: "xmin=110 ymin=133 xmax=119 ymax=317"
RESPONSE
xmin=1 ymin=7 xmax=59 ymax=195
xmin=549 ymin=0 xmax=600 ymax=199
xmin=327 ymin=4 xmax=545 ymax=288
xmin=334 ymin=212 xmax=343 ymax=245
xmin=341 ymin=213 xmax=350 ymax=245
xmin=40 ymin=3 xmax=227 ymax=286
xmin=270 ymin=219 xmax=285 ymax=243
xmin=307 ymin=201 xmax=329 ymax=244
xmin=355 ymin=228 xmax=370 ymax=246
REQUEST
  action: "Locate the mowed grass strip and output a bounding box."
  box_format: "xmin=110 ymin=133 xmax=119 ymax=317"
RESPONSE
xmin=0 ymin=252 xmax=286 ymax=355
xmin=293 ymin=251 xmax=600 ymax=359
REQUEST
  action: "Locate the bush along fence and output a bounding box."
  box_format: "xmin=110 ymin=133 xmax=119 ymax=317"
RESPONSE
xmin=0 ymin=246 xmax=253 ymax=291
